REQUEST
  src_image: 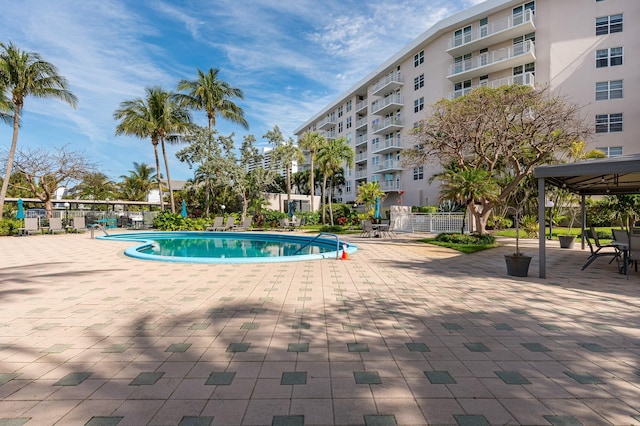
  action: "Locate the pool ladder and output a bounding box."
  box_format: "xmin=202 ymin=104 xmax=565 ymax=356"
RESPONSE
xmin=293 ymin=232 xmax=343 ymax=259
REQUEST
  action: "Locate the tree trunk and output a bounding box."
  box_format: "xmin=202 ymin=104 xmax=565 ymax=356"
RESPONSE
xmin=160 ymin=137 xmax=175 ymax=213
xmin=309 ymin=156 xmax=315 ymax=212
xmin=205 ymin=175 xmax=211 ymax=217
xmin=0 ymin=108 xmax=21 ymax=217
xmin=152 ymin=139 xmax=165 ymax=211
xmin=321 ymin=176 xmax=327 ymax=224
xmin=329 ymin=176 xmax=334 ymax=226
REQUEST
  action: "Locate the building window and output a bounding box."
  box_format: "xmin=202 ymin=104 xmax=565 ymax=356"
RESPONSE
xmin=513 ymin=2 xmax=535 ymax=25
xmin=346 ymin=180 xmax=352 ymax=193
xmin=414 ymin=50 xmax=424 ymax=67
xmin=413 ymin=166 xmax=424 ymax=180
xmin=346 ymin=116 xmax=352 ymax=129
xmin=597 ymin=146 xmax=622 ymax=157
xmin=479 ymin=75 xmax=489 ymax=86
xmin=414 ymin=74 xmax=424 ymax=90
xmin=595 ymin=113 xmax=623 ymax=133
xmin=346 ymin=100 xmax=352 ymax=112
xmin=453 ymin=25 xmax=472 ymax=47
xmin=596 ymin=47 xmax=623 ymax=68
xmin=596 ymin=14 xmax=623 ymax=35
xmin=596 ymin=80 xmax=623 ymax=100
xmin=513 ymin=32 xmax=535 ymax=45
xmin=479 ymin=17 xmax=489 ymax=37
xmin=338 ymin=106 xmax=343 ymax=118
xmin=414 ymin=97 xmax=424 ymax=113
xmin=338 ymin=121 xmax=343 ymax=133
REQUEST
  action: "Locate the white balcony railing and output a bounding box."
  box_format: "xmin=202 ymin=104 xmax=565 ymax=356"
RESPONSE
xmin=371 ymin=72 xmax=403 ymax=96
xmin=448 ymin=72 xmax=535 ymax=99
xmin=375 ymin=159 xmax=403 ymax=172
xmin=373 ymin=137 xmax=403 ymax=153
xmin=448 ymin=9 xmax=534 ymax=50
xmin=317 ymin=116 xmax=336 ymax=130
xmin=356 ymin=100 xmax=367 ymax=112
xmin=355 ymin=152 xmax=368 ymax=162
xmin=355 ymin=169 xmax=367 ymax=179
xmin=372 ymin=117 xmax=404 ymax=133
xmin=449 ymin=40 xmax=535 ymax=76
xmin=356 ymin=117 xmax=368 ymax=128
xmin=371 ymin=95 xmax=404 ymax=115
xmin=355 ymin=134 xmax=368 ymax=146
xmin=381 ymin=180 xmax=402 ymax=192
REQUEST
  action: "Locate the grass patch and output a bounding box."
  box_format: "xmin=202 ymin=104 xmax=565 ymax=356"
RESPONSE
xmin=419 ymin=233 xmax=497 ymax=254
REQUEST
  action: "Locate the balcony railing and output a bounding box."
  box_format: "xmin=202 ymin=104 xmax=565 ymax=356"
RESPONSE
xmin=374 ymin=159 xmax=403 ymax=172
xmin=321 ymin=130 xmax=336 ymax=140
xmin=448 ymin=72 xmax=535 ymax=99
xmin=317 ymin=116 xmax=336 ymax=130
xmin=355 ymin=169 xmax=367 ymax=179
xmin=372 ymin=117 xmax=404 ymax=134
xmin=371 ymin=72 xmax=403 ymax=96
xmin=371 ymin=94 xmax=404 ymax=115
xmin=381 ymin=180 xmax=402 ymax=192
xmin=448 ymin=40 xmax=535 ymax=79
xmin=356 ymin=117 xmax=368 ymax=129
xmin=372 ymin=137 xmax=403 ymax=154
xmin=447 ymin=10 xmax=535 ymax=53
xmin=355 ymin=152 xmax=368 ymax=162
xmin=356 ymin=100 xmax=367 ymax=112
xmin=355 ymin=134 xmax=368 ymax=146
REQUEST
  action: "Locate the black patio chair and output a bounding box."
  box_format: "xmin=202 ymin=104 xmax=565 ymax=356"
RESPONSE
xmin=581 ymin=228 xmax=621 ymax=270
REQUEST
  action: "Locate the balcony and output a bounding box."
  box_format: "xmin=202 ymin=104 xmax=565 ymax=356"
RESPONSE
xmin=356 ymin=99 xmax=367 ymax=113
xmin=355 ymin=117 xmax=368 ymax=130
xmin=371 ymin=94 xmax=404 ymax=116
xmin=321 ymin=130 xmax=336 ymax=140
xmin=372 ymin=117 xmax=404 ymax=135
xmin=355 ymin=152 xmax=368 ymax=163
xmin=355 ymin=134 xmax=368 ymax=147
xmin=447 ymin=9 xmax=535 ymax=57
xmin=381 ymin=180 xmax=402 ymax=192
xmin=355 ymin=169 xmax=368 ymax=179
xmin=371 ymin=72 xmax=404 ymax=97
xmin=448 ymin=72 xmax=535 ymax=99
xmin=374 ymin=160 xmax=403 ymax=173
xmin=372 ymin=137 xmax=403 ymax=155
xmin=447 ymin=40 xmax=535 ymax=81
xmin=317 ymin=116 xmax=336 ymax=130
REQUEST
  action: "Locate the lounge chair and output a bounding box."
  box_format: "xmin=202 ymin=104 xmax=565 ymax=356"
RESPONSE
xmin=360 ymin=220 xmax=373 ymax=238
xmin=582 ymin=228 xmax=620 ymax=270
xmin=70 ymin=216 xmax=87 ymax=233
xmin=234 ymin=217 xmax=252 ymax=231
xmin=206 ymin=216 xmax=224 ymax=231
xmin=48 ymin=217 xmax=66 ymax=234
xmin=18 ymin=217 xmax=41 ymax=236
xmin=222 ymin=216 xmax=236 ymax=231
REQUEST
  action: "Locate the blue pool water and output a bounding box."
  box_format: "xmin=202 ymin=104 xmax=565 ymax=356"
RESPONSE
xmin=98 ymin=232 xmax=357 ymax=264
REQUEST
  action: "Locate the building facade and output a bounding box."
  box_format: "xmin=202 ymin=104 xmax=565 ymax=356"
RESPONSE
xmin=294 ymin=0 xmax=638 ymax=209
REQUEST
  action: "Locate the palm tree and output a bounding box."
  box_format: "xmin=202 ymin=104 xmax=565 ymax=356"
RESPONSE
xmin=114 ymin=87 xmax=192 ymax=212
xmin=0 ymin=41 xmax=78 ymax=215
xmin=298 ymin=131 xmax=325 ymax=212
xmin=177 ymin=67 xmax=248 ymax=134
xmin=356 ymin=181 xmax=386 ymax=217
xmin=316 ymin=136 xmax=354 ymax=225
xmin=119 ymin=162 xmax=157 ymax=201
xmin=431 ymin=167 xmax=500 ymax=234
xmin=74 ymin=172 xmax=117 ymax=201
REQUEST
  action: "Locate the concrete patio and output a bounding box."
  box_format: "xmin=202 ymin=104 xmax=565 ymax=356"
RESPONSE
xmin=0 ymin=231 xmax=638 ymax=425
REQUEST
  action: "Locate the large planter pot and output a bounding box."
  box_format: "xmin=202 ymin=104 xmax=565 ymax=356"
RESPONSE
xmin=504 ymin=254 xmax=532 ymax=277
xmin=558 ymin=235 xmax=576 ymax=249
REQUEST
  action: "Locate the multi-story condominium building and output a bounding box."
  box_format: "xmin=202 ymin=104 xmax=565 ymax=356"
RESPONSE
xmin=245 ymin=147 xmax=298 ymax=178
xmin=294 ymin=0 xmax=638 ymax=209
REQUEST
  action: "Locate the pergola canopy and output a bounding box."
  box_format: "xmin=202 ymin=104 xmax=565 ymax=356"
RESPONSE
xmin=534 ymin=154 xmax=640 ymax=195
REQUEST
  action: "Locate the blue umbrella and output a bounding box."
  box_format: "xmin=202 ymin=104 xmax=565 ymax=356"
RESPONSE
xmin=180 ymin=200 xmax=187 ymax=218
xmin=288 ymin=201 xmax=294 ymax=218
xmin=374 ymin=197 xmax=381 ymax=219
xmin=16 ymin=198 xmax=25 ymax=220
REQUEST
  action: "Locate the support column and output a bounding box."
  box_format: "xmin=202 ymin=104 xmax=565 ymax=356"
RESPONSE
xmin=538 ymin=178 xmax=546 ymax=279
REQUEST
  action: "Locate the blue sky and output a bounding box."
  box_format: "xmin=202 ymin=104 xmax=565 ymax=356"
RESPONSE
xmin=0 ymin=0 xmax=483 ymax=182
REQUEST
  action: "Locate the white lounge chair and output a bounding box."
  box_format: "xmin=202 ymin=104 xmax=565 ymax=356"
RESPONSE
xmin=18 ymin=217 xmax=41 ymax=236
xmin=222 ymin=216 xmax=236 ymax=231
xmin=234 ymin=217 xmax=252 ymax=231
xmin=70 ymin=216 xmax=87 ymax=233
xmin=48 ymin=217 xmax=66 ymax=234
xmin=206 ymin=217 xmax=224 ymax=231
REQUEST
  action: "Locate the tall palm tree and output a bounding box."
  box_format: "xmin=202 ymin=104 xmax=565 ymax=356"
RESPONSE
xmin=119 ymin=162 xmax=157 ymax=201
xmin=74 ymin=172 xmax=117 ymax=201
xmin=298 ymin=131 xmax=325 ymax=212
xmin=177 ymin=67 xmax=248 ymax=134
xmin=114 ymin=87 xmax=192 ymax=212
xmin=0 ymin=41 xmax=78 ymax=215
xmin=316 ymin=137 xmax=354 ymax=224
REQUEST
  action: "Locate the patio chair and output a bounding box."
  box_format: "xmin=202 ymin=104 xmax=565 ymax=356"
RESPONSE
xmin=70 ymin=216 xmax=87 ymax=233
xmin=206 ymin=216 xmax=224 ymax=231
xmin=222 ymin=216 xmax=236 ymax=231
xmin=581 ymin=228 xmax=620 ymax=270
xmin=360 ymin=220 xmax=373 ymax=238
xmin=234 ymin=216 xmax=252 ymax=231
xmin=628 ymin=234 xmax=640 ymax=273
xmin=48 ymin=217 xmax=66 ymax=234
xmin=18 ymin=217 xmax=41 ymax=236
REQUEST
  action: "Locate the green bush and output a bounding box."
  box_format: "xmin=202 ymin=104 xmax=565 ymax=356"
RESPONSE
xmin=435 ymin=232 xmax=495 ymax=245
xmin=0 ymin=218 xmax=21 ymax=236
xmin=519 ymin=215 xmax=539 ymax=238
xmin=297 ymin=211 xmax=319 ymax=226
xmin=412 ymin=205 xmax=438 ymax=213
xmin=487 ymin=215 xmax=512 ymax=230
xmin=263 ymin=209 xmax=287 ymax=227
xmin=153 ymin=211 xmax=186 ymax=231
xmin=319 ymin=225 xmax=343 ymax=233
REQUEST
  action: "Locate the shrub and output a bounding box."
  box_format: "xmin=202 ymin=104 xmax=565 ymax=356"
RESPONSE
xmin=0 ymin=218 xmax=21 ymax=236
xmin=263 ymin=209 xmax=287 ymax=227
xmin=153 ymin=211 xmax=186 ymax=231
xmin=519 ymin=215 xmax=539 ymax=238
xmin=336 ymin=216 xmax=348 ymax=226
xmin=319 ymin=225 xmax=343 ymax=233
xmin=487 ymin=215 xmax=512 ymax=230
xmin=412 ymin=205 xmax=438 ymax=213
xmin=297 ymin=211 xmax=319 ymax=226
xmin=435 ymin=232 xmax=495 ymax=245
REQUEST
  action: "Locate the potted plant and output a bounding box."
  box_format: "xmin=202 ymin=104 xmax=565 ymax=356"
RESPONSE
xmin=504 ymin=207 xmax=532 ymax=277
xmin=558 ymin=195 xmax=579 ymax=249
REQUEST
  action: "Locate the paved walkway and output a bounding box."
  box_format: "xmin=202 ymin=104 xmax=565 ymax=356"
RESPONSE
xmin=0 ymin=231 xmax=638 ymax=425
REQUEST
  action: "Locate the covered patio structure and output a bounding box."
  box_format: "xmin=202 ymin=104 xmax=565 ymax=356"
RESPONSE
xmin=534 ymin=153 xmax=640 ymax=278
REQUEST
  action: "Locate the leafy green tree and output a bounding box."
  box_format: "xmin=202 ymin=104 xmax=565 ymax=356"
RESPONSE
xmin=298 ymin=131 xmax=325 ymax=211
xmin=119 ymin=162 xmax=157 ymax=201
xmin=264 ymin=126 xmax=304 ymax=210
xmin=177 ymin=67 xmax=248 ymax=134
xmin=405 ymin=85 xmax=591 ymax=233
xmin=73 ymin=172 xmax=117 ymax=201
xmin=356 ymin=181 xmax=386 ymax=218
xmin=316 ymin=136 xmax=354 ymax=225
xmin=0 ymin=41 xmax=78 ymax=216
xmin=114 ymin=86 xmax=192 ymax=213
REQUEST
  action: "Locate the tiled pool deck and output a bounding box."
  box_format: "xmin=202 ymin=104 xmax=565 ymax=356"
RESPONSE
xmin=0 ymin=231 xmax=639 ymax=425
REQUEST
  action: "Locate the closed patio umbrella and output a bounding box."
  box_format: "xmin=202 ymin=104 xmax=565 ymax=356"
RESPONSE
xmin=16 ymin=199 xmax=25 ymax=220
xmin=374 ymin=197 xmax=381 ymax=220
xmin=181 ymin=200 xmax=187 ymax=218
xmin=288 ymin=201 xmax=294 ymax=218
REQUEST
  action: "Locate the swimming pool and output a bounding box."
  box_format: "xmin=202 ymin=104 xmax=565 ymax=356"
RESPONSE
xmin=99 ymin=232 xmax=357 ymax=264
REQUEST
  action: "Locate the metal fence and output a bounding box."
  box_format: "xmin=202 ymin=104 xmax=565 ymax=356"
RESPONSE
xmin=393 ymin=212 xmax=468 ymax=234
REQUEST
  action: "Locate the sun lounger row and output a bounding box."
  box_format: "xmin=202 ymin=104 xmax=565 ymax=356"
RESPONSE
xmin=16 ymin=216 xmax=88 ymax=236
xmin=206 ymin=216 xmax=252 ymax=232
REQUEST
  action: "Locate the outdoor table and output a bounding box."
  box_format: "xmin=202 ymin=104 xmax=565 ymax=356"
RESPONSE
xmin=613 ymin=241 xmax=629 ymax=278
xmin=371 ymin=223 xmax=389 ymax=238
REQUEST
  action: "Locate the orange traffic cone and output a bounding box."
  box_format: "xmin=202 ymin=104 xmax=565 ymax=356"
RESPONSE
xmin=341 ymin=245 xmax=349 ymax=260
